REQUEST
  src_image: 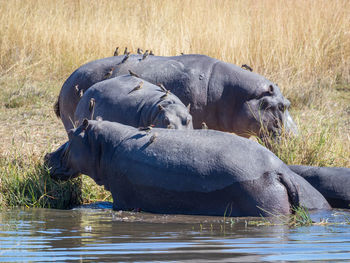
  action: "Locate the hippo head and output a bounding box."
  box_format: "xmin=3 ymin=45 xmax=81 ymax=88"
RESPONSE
xmin=45 ymin=120 xmax=98 ymax=182
xmin=235 ymin=81 xmax=298 ymax=138
xmin=153 ymin=103 xmax=193 ymax=130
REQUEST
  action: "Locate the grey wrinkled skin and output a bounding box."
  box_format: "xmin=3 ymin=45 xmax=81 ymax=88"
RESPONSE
xmin=45 ymin=120 xmax=329 ymax=217
xmin=74 ymin=75 xmax=193 ymax=129
xmin=289 ymin=165 xmax=350 ymax=209
xmin=56 ymin=54 xmax=297 ymax=138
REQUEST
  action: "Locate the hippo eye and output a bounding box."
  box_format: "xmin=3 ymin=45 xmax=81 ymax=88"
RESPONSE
xmin=260 ymin=99 xmax=269 ymax=109
xmin=268 ymin=85 xmax=274 ymax=94
xmin=274 ymin=119 xmax=280 ymax=127
xmin=164 ymin=117 xmax=170 ymax=126
xmin=278 ymin=103 xmax=285 ymax=112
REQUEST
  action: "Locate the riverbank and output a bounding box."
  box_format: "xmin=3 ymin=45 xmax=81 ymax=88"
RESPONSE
xmin=0 ymin=0 xmax=349 ymax=208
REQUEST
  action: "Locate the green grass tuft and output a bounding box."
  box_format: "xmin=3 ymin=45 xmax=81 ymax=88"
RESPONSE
xmin=0 ymin=153 xmax=83 ymax=209
xmin=289 ymin=206 xmax=313 ymax=227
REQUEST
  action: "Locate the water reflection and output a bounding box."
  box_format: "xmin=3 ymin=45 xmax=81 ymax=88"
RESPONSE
xmin=0 ymin=205 xmax=350 ymax=262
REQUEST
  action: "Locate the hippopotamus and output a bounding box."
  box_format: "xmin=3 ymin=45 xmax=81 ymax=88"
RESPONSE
xmin=55 ymin=54 xmax=298 ymax=138
xmin=45 ymin=119 xmax=329 ymax=217
xmin=289 ymin=165 xmax=350 ymax=209
xmin=74 ymin=75 xmax=193 ymax=129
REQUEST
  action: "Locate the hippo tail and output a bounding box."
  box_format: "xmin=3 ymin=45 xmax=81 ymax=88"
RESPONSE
xmin=54 ymin=96 xmax=61 ymax=118
xmin=278 ymin=170 xmax=330 ymax=211
xmin=277 ymin=172 xmax=300 ymax=210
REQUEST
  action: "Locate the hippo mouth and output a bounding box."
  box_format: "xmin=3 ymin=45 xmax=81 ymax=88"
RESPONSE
xmin=257 ymin=108 xmax=298 ymax=140
xmin=44 ymin=143 xmax=80 ymax=181
xmin=47 ymin=163 xmax=80 ymax=181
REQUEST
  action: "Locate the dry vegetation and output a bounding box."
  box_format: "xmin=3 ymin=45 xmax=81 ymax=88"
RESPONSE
xmin=0 ymin=0 xmax=349 ymax=208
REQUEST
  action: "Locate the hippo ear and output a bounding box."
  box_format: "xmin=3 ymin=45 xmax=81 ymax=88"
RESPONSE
xmin=158 ymin=105 xmax=164 ymax=111
xmin=186 ymin=103 xmax=191 ymax=112
xmin=268 ymin=85 xmax=274 ymax=95
xmin=82 ymin=118 xmax=89 ymax=131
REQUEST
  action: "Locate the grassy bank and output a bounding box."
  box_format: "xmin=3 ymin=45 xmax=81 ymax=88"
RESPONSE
xmin=0 ymin=0 xmax=349 ymax=208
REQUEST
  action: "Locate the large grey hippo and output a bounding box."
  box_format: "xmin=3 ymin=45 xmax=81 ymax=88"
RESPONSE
xmin=55 ymin=54 xmax=298 ymax=138
xmin=289 ymin=165 xmax=350 ymax=209
xmin=74 ymin=75 xmax=193 ymax=129
xmin=45 ymin=120 xmax=329 ymax=217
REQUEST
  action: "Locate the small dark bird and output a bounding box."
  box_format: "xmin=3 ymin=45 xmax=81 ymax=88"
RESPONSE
xmin=128 ymin=81 xmax=143 ymax=94
xmin=79 ymin=89 xmax=84 ymax=98
xmin=89 ymin=98 xmax=95 ymax=120
xmin=128 ymin=70 xmax=139 ymax=78
xmin=138 ymin=125 xmax=154 ymax=133
xmin=113 ymin=47 xmax=119 ymax=56
xmin=150 ymin=50 xmax=154 ymax=56
xmin=160 ymin=90 xmax=171 ymax=99
xmin=142 ymin=50 xmax=149 ymax=60
xmin=137 ymin=48 xmax=143 ymax=54
xmin=124 ymin=47 xmax=128 ymax=55
xmin=241 ymin=64 xmax=253 ymax=72
xmin=157 ymin=83 xmax=167 ymax=92
xmin=201 ymin=122 xmax=208 ymax=129
xmin=103 ymin=67 xmax=114 ymax=79
xmin=149 ymin=132 xmax=158 ymax=144
xmin=121 ymin=53 xmax=130 ymax=63
xmin=89 ymin=98 xmax=95 ymax=112
xmin=73 ymin=120 xmax=79 ymax=128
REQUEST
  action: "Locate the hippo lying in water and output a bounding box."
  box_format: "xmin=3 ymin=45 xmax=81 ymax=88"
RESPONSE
xmin=55 ymin=54 xmax=298 ymax=138
xmin=289 ymin=165 xmax=350 ymax=209
xmin=46 ymin=120 xmax=329 ymax=217
xmin=74 ymin=75 xmax=192 ymax=129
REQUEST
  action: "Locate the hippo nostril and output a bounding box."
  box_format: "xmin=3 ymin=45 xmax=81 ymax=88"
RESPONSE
xmin=268 ymin=85 xmax=274 ymax=94
xmin=164 ymin=117 xmax=170 ymax=126
xmin=278 ymin=103 xmax=285 ymax=112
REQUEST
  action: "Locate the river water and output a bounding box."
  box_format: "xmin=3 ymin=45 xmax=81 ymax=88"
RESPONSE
xmin=1 ymin=203 xmax=350 ymax=262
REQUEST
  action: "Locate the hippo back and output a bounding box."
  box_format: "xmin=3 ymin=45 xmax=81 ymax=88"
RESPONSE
xmin=74 ymin=75 xmax=193 ymax=129
xmin=57 ymin=54 xmax=296 ymax=138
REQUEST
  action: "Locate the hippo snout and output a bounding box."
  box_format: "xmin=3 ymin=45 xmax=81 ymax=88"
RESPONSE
xmin=44 ymin=142 xmax=80 ymax=181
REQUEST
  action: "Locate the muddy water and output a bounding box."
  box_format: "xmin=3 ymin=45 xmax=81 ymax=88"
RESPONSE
xmin=1 ymin=203 xmax=350 ymax=262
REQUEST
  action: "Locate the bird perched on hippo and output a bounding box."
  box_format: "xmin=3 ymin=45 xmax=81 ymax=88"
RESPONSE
xmin=74 ymin=75 xmax=193 ymax=130
xmin=45 ymin=119 xmax=329 ymax=217
xmin=54 ymin=54 xmax=298 ymax=139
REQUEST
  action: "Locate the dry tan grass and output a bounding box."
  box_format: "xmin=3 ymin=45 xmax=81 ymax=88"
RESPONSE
xmin=0 ymin=0 xmax=349 ymax=207
xmin=1 ymin=0 xmax=349 ymax=83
